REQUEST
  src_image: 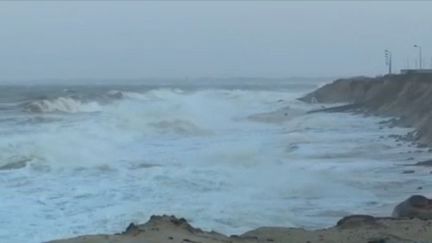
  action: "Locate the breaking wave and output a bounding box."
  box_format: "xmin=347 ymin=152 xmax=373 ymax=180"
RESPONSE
xmin=2 ymin=84 xmax=431 ymax=243
xmin=106 ymin=90 xmax=147 ymax=100
xmin=107 ymin=89 xmax=184 ymax=101
xmin=24 ymin=97 xmax=102 ymax=113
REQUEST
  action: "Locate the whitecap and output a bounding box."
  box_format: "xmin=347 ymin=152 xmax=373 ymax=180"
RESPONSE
xmin=24 ymin=97 xmax=101 ymax=113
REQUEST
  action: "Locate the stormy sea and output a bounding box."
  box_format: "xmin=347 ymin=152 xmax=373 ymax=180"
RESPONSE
xmin=0 ymin=79 xmax=431 ymax=242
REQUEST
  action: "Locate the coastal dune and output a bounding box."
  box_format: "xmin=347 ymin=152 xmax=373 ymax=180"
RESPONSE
xmin=300 ymin=74 xmax=432 ymax=146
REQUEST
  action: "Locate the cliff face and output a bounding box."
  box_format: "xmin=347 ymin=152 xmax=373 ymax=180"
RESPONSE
xmin=300 ymin=74 xmax=432 ymax=146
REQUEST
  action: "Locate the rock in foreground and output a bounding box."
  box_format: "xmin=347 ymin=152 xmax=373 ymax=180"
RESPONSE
xmin=393 ymin=195 xmax=432 ymax=219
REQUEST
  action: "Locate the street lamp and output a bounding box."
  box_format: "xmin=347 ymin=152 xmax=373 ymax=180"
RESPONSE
xmin=413 ymin=44 xmax=422 ymax=69
xmin=385 ymin=49 xmax=392 ymax=74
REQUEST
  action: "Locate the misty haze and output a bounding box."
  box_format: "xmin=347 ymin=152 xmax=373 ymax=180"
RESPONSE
xmin=1 ymin=1 xmax=432 ymax=243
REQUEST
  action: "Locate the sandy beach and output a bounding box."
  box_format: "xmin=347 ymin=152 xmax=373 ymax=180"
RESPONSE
xmin=48 ymin=214 xmax=432 ymax=243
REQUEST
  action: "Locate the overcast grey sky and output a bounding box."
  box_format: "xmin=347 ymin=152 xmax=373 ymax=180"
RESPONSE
xmin=0 ymin=1 xmax=431 ymax=81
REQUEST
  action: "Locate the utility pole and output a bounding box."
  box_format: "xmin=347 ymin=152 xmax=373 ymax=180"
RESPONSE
xmin=385 ymin=49 xmax=392 ymax=74
xmin=413 ymin=44 xmax=423 ymax=69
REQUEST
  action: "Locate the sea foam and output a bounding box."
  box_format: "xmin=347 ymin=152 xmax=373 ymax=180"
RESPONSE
xmin=0 ymin=86 xmax=431 ymax=243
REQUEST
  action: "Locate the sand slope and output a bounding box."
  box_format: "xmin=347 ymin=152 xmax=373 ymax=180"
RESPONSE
xmin=300 ymin=73 xmax=432 ymax=146
xmin=48 ymin=215 xmax=432 ymax=243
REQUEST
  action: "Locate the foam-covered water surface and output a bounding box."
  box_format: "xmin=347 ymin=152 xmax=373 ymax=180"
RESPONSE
xmin=0 ymin=83 xmax=430 ymax=242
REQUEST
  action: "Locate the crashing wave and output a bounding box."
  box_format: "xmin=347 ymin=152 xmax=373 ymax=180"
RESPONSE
xmin=107 ymin=90 xmax=149 ymax=100
xmin=25 ymin=97 xmax=101 ymax=113
xmin=107 ymin=89 xmax=185 ymax=102
xmin=0 ymin=157 xmax=32 ymax=171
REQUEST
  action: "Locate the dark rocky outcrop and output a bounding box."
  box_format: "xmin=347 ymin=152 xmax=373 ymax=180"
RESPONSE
xmin=392 ymin=195 xmax=432 ymax=219
xmin=336 ymin=215 xmax=379 ymax=228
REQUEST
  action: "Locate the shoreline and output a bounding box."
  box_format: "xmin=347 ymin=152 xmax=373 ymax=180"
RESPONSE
xmin=48 ymin=214 xmax=432 ymax=243
xmin=48 ymin=74 xmax=432 ymax=242
xmin=300 ymin=73 xmax=432 ymax=147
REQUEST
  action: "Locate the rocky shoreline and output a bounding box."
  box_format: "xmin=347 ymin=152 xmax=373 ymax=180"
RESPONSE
xmin=49 ymin=74 xmax=432 ymax=243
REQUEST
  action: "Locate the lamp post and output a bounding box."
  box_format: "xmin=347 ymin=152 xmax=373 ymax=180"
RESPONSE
xmin=413 ymin=44 xmax=422 ymax=69
xmin=385 ymin=49 xmax=392 ymax=74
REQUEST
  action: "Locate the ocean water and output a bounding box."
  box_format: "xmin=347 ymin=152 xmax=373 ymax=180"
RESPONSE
xmin=0 ymin=81 xmax=431 ymax=242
